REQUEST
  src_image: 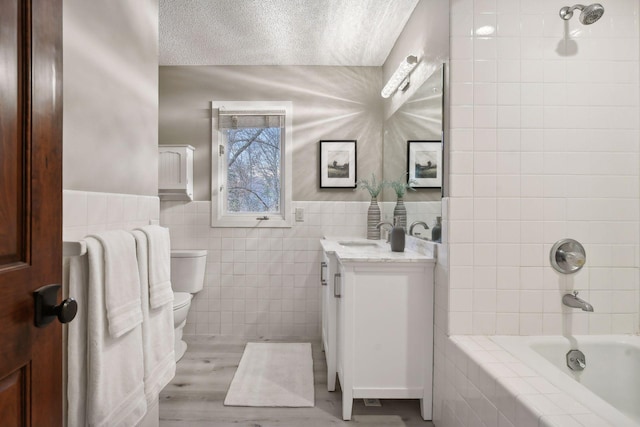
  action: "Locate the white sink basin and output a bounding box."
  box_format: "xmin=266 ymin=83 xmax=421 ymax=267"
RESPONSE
xmin=338 ymin=241 xmax=380 ymax=247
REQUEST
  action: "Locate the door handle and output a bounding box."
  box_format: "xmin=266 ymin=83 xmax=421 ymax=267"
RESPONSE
xmin=333 ymin=273 xmax=341 ymax=298
xmin=34 ymin=284 xmax=78 ymax=327
xmin=320 ymin=261 xmax=327 ymax=286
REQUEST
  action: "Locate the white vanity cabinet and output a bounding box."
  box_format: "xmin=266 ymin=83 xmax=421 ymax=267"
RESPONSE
xmin=319 ymin=239 xmax=435 ymax=421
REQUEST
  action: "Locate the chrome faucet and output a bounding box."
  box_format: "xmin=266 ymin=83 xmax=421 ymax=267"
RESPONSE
xmin=562 ymin=291 xmax=594 ymax=312
xmin=376 ymin=221 xmax=393 ymax=242
xmin=409 ymin=221 xmax=429 ymax=237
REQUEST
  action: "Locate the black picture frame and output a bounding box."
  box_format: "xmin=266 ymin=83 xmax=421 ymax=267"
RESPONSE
xmin=407 ymin=140 xmax=442 ymax=188
xmin=319 ymin=140 xmax=357 ymax=188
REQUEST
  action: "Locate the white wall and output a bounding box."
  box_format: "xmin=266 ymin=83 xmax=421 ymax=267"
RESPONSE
xmin=156 ymin=4 xmax=446 ymax=339
xmin=63 ymin=0 xmax=159 ymax=196
xmin=159 ymin=66 xmax=383 ymax=201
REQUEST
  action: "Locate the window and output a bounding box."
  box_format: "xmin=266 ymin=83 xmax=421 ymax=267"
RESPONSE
xmin=211 ymin=101 xmax=293 ymax=227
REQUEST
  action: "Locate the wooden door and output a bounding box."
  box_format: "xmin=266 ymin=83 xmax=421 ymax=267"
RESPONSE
xmin=0 ymin=0 xmax=63 ymax=426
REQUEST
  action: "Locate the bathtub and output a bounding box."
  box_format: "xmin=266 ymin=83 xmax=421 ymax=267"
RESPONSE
xmin=491 ymin=335 xmax=640 ymax=427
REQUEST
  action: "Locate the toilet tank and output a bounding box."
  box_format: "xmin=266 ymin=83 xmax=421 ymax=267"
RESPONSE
xmin=170 ymin=250 xmax=207 ymax=293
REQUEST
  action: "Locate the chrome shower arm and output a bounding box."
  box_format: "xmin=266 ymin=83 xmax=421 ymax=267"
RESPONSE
xmin=560 ymin=4 xmax=586 ymax=20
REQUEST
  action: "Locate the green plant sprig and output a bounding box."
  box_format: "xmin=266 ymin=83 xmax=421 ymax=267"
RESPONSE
xmin=389 ymin=173 xmax=417 ymax=198
xmin=355 ymin=173 xmax=387 ymax=198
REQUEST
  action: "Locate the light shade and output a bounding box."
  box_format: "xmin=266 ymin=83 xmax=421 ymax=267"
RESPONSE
xmin=381 ymin=55 xmax=418 ymax=98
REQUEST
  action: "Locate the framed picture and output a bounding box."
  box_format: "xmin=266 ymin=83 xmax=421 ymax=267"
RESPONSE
xmin=319 ymin=140 xmax=357 ymax=188
xmin=407 ymin=140 xmax=442 ymax=188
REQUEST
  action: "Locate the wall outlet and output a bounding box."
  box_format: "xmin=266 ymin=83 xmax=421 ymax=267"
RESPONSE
xmin=295 ymin=207 xmax=304 ymax=222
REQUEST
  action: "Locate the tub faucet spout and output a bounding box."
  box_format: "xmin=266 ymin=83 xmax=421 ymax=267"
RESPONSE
xmin=562 ymin=291 xmax=594 ymax=312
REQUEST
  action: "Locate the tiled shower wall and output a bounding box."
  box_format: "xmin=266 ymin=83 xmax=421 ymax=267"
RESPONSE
xmin=446 ymin=0 xmax=640 ymax=336
xmin=433 ymin=1 xmax=640 ymax=426
xmin=160 ymin=200 xmax=441 ymax=338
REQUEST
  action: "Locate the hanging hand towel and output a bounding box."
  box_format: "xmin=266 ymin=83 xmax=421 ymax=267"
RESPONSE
xmin=90 ymin=230 xmax=143 ymax=337
xmin=132 ymin=230 xmax=176 ymax=405
xmin=67 ymin=254 xmax=89 ymax=427
xmin=136 ymin=225 xmax=174 ymax=309
xmin=85 ymin=237 xmax=147 ymax=427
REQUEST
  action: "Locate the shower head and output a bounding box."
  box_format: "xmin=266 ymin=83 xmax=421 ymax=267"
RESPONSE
xmin=559 ymin=3 xmax=605 ymax=25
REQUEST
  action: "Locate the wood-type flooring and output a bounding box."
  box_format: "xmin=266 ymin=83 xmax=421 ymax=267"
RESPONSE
xmin=159 ymin=336 xmax=435 ymax=427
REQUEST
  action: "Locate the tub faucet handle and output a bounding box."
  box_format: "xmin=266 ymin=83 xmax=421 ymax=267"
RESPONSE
xmin=550 ymin=238 xmax=586 ymax=274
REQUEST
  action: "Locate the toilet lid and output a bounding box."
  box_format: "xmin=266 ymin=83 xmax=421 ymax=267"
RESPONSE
xmin=173 ymin=292 xmax=192 ymax=310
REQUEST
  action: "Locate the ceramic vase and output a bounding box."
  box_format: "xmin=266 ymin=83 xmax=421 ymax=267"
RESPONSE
xmin=393 ymin=197 xmax=407 ymax=231
xmin=367 ymin=197 xmax=381 ymax=239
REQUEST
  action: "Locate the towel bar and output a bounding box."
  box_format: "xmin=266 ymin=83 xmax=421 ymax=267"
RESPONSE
xmin=63 ymin=241 xmax=87 ymax=257
xmin=63 ymin=220 xmax=159 ymax=257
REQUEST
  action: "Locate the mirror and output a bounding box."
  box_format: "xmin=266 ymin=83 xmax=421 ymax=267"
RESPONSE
xmin=382 ymin=64 xmax=444 ymax=235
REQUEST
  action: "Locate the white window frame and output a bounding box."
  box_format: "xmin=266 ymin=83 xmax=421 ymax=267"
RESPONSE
xmin=210 ymin=101 xmax=293 ymax=228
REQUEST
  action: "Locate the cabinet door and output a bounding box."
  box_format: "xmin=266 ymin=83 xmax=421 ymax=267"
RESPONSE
xmin=321 ymin=252 xmax=339 ymax=391
xmin=320 ymin=254 xmax=329 ymax=351
xmin=158 ymin=146 xmax=194 ymax=200
xmin=334 ymin=265 xmax=344 ymax=377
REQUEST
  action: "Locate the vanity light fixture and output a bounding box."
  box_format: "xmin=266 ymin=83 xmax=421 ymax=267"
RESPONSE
xmin=381 ymin=55 xmax=418 ymax=98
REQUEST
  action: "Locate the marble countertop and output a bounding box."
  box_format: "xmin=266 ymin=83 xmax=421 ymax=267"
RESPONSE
xmin=320 ymin=237 xmax=435 ymax=263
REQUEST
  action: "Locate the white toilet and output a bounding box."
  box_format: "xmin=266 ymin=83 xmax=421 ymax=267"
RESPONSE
xmin=170 ymin=249 xmax=207 ymax=362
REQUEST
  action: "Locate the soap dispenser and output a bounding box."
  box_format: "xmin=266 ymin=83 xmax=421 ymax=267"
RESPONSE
xmin=431 ymin=216 xmax=442 ymax=242
xmin=390 ymin=217 xmax=405 ymax=252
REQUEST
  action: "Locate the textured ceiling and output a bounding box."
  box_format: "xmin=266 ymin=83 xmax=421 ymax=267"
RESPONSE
xmin=159 ymin=0 xmax=419 ymax=66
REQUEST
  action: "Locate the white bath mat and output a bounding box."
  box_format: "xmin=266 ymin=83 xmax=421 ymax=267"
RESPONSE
xmin=224 ymin=342 xmax=314 ymax=407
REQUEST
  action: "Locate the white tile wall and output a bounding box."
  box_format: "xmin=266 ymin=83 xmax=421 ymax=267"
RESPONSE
xmin=160 ymin=200 xmax=441 ymax=339
xmin=435 ymin=0 xmax=640 ymax=426
xmin=62 ymin=189 xmax=440 ymax=339
xmin=447 ymin=0 xmax=640 ymax=337
xmin=63 ymin=190 xmax=160 ymax=240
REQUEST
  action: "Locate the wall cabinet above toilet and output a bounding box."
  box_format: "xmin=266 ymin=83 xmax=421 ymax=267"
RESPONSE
xmin=159 ymin=145 xmax=194 ymax=201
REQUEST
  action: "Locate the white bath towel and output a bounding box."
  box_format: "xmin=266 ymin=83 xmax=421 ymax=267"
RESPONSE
xmin=90 ymin=230 xmax=143 ymax=337
xmin=67 ymin=255 xmax=88 ymax=427
xmin=132 ymin=230 xmax=176 ymax=405
xmin=136 ymin=225 xmax=174 ymax=309
xmin=69 ymin=237 xmax=147 ymax=427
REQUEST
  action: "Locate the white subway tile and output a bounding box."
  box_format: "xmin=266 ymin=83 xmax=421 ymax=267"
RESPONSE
xmin=452 ymin=13 xmax=474 ymax=36
xmin=475 ymin=175 xmax=498 ymax=197
xmin=475 ymin=60 xmax=498 ymax=82
xmin=474 ymin=0 xmax=497 ymax=15
xmin=497 ymin=83 xmax=521 ymax=105
xmin=520 ymin=38 xmax=544 ymax=60
xmin=496 ymin=312 xmax=520 ymax=334
xmin=451 ymin=37 xmax=475 ymax=61
xmin=497 ymin=60 xmax=521 ymax=82
xmin=475 ymin=37 xmax=498 ymax=60
xmin=451 ymin=82 xmax=475 ymax=106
